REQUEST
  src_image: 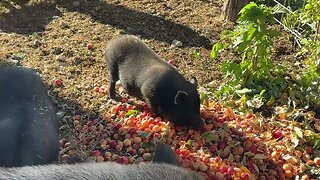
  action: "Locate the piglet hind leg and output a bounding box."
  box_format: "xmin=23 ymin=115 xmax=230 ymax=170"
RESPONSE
xmin=108 ymin=68 xmax=122 ymax=102
xmin=107 ymin=81 xmax=124 ymax=104
xmin=108 ymin=80 xmax=116 ymax=99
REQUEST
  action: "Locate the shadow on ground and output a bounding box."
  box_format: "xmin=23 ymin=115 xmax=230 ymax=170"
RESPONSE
xmin=0 ymin=1 xmax=61 ymax=35
xmin=0 ymin=0 xmax=212 ymax=49
xmin=48 ymin=88 xmax=109 ymax=164
xmin=55 ymin=0 xmax=212 ymax=49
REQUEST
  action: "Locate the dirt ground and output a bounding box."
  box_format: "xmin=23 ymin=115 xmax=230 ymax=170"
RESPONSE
xmin=0 ymin=0 xmax=230 ymax=109
xmin=0 ymin=0 xmax=297 ymax=163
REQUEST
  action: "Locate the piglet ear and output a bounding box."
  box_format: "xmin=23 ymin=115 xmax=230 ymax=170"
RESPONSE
xmin=174 ymin=91 xmax=188 ymax=105
xmin=190 ymin=77 xmax=198 ymax=87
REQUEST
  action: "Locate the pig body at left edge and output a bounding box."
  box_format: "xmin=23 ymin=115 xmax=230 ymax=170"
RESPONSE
xmin=0 ymin=66 xmax=59 ymax=167
xmin=0 ymin=142 xmax=204 ymax=180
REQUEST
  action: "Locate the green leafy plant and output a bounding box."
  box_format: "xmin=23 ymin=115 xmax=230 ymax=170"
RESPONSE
xmin=191 ymin=49 xmax=201 ymax=59
xmin=253 ymin=0 xmax=320 ymax=110
xmin=297 ymin=0 xmax=320 ymax=77
xmin=254 ymin=0 xmax=304 ymax=11
xmin=211 ymin=2 xmax=283 ymax=108
xmin=279 ymin=0 xmax=320 ymax=109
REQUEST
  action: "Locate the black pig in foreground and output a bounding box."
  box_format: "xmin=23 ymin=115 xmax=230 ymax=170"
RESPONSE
xmin=105 ymin=35 xmax=204 ymax=128
xmin=0 ymin=143 xmax=204 ymax=180
xmin=0 ymin=66 xmax=59 ymax=167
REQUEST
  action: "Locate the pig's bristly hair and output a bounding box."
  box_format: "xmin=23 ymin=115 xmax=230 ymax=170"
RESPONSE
xmin=0 ymin=162 xmax=204 ymax=180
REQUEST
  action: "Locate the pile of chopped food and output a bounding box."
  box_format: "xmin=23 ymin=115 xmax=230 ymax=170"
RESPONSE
xmin=58 ymin=84 xmax=320 ymax=180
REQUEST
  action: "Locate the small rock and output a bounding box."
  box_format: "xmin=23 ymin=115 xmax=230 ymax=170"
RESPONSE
xmin=33 ymin=40 xmax=41 ymax=48
xmin=40 ymin=50 xmax=49 ymax=56
xmin=4 ymin=58 xmax=19 ymax=65
xmin=52 ymin=47 xmax=63 ymax=55
xmin=56 ymin=55 xmax=66 ymax=64
xmin=65 ymin=50 xmax=75 ymax=57
xmin=115 ymin=81 xmax=121 ymax=86
xmin=12 ymin=53 xmax=26 ymax=61
xmin=60 ymin=22 xmax=69 ymax=29
xmin=171 ymin=40 xmax=182 ymax=48
xmin=208 ymin=80 xmax=218 ymax=87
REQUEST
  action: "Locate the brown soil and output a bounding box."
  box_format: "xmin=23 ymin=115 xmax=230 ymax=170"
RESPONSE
xmin=0 ymin=0 xmax=231 ymax=109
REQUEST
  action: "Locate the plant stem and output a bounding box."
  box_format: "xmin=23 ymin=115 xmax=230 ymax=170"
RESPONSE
xmin=315 ymin=21 xmax=319 ymax=43
xmin=316 ymin=21 xmax=320 ymax=62
xmin=242 ymin=46 xmax=259 ymax=88
xmin=242 ymin=69 xmax=250 ymax=88
xmin=252 ymin=46 xmax=259 ymax=72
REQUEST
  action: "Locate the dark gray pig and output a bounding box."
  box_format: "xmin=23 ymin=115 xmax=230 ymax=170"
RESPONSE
xmin=153 ymin=142 xmax=178 ymax=165
xmin=0 ymin=66 xmax=59 ymax=167
xmin=0 ymin=142 xmax=204 ymax=180
xmin=0 ymin=162 xmax=204 ymax=180
xmin=105 ymin=35 xmax=204 ymax=128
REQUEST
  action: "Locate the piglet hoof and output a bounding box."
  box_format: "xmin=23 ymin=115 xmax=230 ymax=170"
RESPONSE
xmin=108 ymin=93 xmax=116 ymax=100
xmin=107 ymin=99 xmax=118 ymax=105
xmin=107 ymin=94 xmax=122 ymax=104
xmin=149 ymin=110 xmax=160 ymax=118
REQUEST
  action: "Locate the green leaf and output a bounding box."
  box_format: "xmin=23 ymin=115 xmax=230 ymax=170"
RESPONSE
xmin=313 ymin=139 xmax=320 ymax=150
xmin=310 ymin=168 xmax=320 ymax=176
xmin=240 ymin=94 xmax=247 ymax=107
xmin=185 ymin=140 xmax=193 ymax=149
xmin=272 ymin=4 xmax=289 ymax=14
xmin=236 ymin=39 xmax=249 ymax=53
xmin=141 ymin=142 xmax=154 ymax=149
xmin=223 ymin=124 xmax=229 ymax=131
xmin=200 ymin=92 xmax=208 ymax=104
xmin=201 ymin=132 xmax=218 ymax=142
xmin=191 ymin=50 xmax=200 ymax=59
xmin=267 ymin=29 xmax=281 ymax=37
xmin=244 ymin=151 xmax=255 ymax=157
xmin=246 ymin=25 xmax=257 ymax=41
xmin=211 ymin=43 xmax=227 ymax=59
xmin=305 ymin=165 xmax=320 ymax=176
xmin=239 ymin=2 xmax=258 ymax=17
xmin=259 ymin=89 xmax=266 ymax=96
xmin=235 ymin=88 xmax=252 ymax=95
xmin=137 ymin=131 xmax=152 ymax=138
xmin=266 ymin=95 xmax=275 ymax=106
xmin=221 ymin=62 xmax=242 ymax=78
xmin=233 ymin=35 xmax=244 ymax=47
xmin=126 ymin=110 xmax=139 ymax=117
xmin=201 ymin=132 xmax=211 ymax=138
